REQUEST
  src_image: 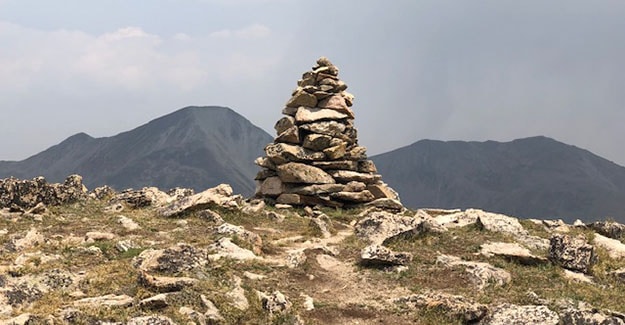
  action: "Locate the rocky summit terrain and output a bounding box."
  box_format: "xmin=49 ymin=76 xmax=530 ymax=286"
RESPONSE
xmin=2 ymin=175 xmax=625 ymax=324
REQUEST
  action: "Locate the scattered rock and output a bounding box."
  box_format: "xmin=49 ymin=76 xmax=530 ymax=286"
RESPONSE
xmin=395 ymin=291 xmax=488 ymax=323
xmin=301 ymin=294 xmax=315 ymax=311
xmin=133 ymin=243 xmax=209 ymax=274
xmin=560 ymin=307 xmax=625 ymax=324
xmin=589 ymin=221 xmax=625 ymax=240
xmin=201 ymin=294 xmax=225 ymax=322
xmin=138 ymin=272 xmax=199 ymax=292
xmin=216 ymin=223 xmax=263 ymax=254
xmin=158 ymin=184 xmax=237 ymax=217
xmin=549 ymin=234 xmax=596 ymax=273
xmin=118 ymin=215 xmax=141 ymax=231
xmin=227 ymin=276 xmax=249 ymax=311
xmin=5 ymin=228 xmax=44 ymax=252
xmin=563 ymin=269 xmax=594 ymax=283
xmin=127 ymin=316 xmax=176 ymax=325
xmin=354 ymin=210 xmax=421 ymax=245
xmin=139 ymin=293 xmax=172 ymax=309
xmin=112 ymin=187 xmax=171 ymax=208
xmin=480 ymin=304 xmax=559 ymax=325
xmin=259 ymin=290 xmax=292 ymax=314
xmin=360 ymin=245 xmax=413 ymax=267
xmin=197 ymin=209 xmax=225 ymax=225
xmin=208 ymin=237 xmax=260 ymax=261
xmin=85 ymin=231 xmax=116 ymax=242
xmin=437 ymin=254 xmax=511 ymax=289
xmin=592 ymin=233 xmax=625 ymax=259
xmin=90 ymin=185 xmax=116 ymax=200
xmin=0 ymin=175 xmax=87 ymax=210
xmin=73 ymin=294 xmax=133 ymax=307
xmin=480 ymin=242 xmax=547 ymax=265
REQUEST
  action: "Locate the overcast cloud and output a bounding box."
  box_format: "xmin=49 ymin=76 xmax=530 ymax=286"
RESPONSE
xmin=1 ymin=0 xmax=625 ymax=166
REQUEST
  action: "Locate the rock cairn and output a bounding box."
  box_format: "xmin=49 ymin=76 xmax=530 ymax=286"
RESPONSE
xmin=254 ymin=57 xmax=400 ymax=208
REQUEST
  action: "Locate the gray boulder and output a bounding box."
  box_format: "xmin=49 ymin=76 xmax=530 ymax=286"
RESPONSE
xmin=549 ymin=234 xmax=596 ymax=274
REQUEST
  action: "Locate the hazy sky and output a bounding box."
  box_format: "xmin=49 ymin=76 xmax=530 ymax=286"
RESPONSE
xmin=2 ymin=1 xmax=625 ymax=166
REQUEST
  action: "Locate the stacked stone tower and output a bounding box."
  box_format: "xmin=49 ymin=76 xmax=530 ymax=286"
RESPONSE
xmin=254 ymin=57 xmax=400 ymax=208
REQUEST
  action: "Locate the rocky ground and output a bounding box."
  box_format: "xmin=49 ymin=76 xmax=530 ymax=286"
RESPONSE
xmin=2 ymin=177 xmax=625 ymax=324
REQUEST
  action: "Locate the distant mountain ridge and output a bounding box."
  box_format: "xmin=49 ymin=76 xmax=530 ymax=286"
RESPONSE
xmin=0 ymin=106 xmax=273 ymax=196
xmin=371 ymin=136 xmax=625 ymax=222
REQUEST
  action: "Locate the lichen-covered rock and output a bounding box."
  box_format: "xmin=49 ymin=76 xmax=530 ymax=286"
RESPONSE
xmin=549 ymin=234 xmax=596 ymax=274
xmin=132 ymin=243 xmax=209 ymax=274
xmin=0 ymin=175 xmax=87 ymax=209
xmin=127 ymin=316 xmax=177 ymax=325
xmin=395 ymin=291 xmax=488 ymax=323
xmin=589 ymin=221 xmax=625 ymax=240
xmin=479 ymin=304 xmax=559 ymax=325
xmin=259 ymin=290 xmax=292 ymax=314
xmin=559 ymin=307 xmax=625 ymax=324
xmin=592 ymin=234 xmax=625 ymax=259
xmin=354 ymin=210 xmax=422 ymax=245
xmin=216 ymin=223 xmax=263 ymax=254
xmin=138 ymin=272 xmax=198 ymax=293
xmin=480 ymin=242 xmax=547 ymax=265
xmin=360 ymin=244 xmax=412 ymax=267
xmin=437 ymin=254 xmax=511 ymax=289
xmin=157 ymin=184 xmax=236 ymax=218
xmin=112 ymin=187 xmax=171 ymax=208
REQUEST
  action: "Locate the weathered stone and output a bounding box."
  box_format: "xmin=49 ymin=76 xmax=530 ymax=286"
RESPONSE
xmin=197 ymin=209 xmax=225 ymax=225
xmin=437 ymin=255 xmax=511 ymax=289
xmin=127 ymin=316 xmax=176 ymax=325
xmin=309 ymin=214 xmax=333 ymax=238
xmin=480 ymin=242 xmax=547 ymax=265
xmin=331 ymin=190 xmax=375 ymax=203
xmin=592 ymin=233 xmax=625 ymax=259
xmin=227 ymin=276 xmax=249 ymax=311
xmin=367 ymin=183 xmax=399 ymax=200
xmin=112 ymin=187 xmax=171 ymax=208
xmin=138 ymin=293 xmax=172 ymax=309
xmin=312 ymin=160 xmax=358 ymax=170
xmin=277 ymin=193 xmax=302 ymax=205
xmin=5 ymin=228 xmax=44 ymax=252
xmin=289 ymin=184 xmax=345 ymax=195
xmin=299 ymin=121 xmax=346 ymax=137
xmin=282 ymin=106 xmax=298 ymax=116
xmin=254 ymin=156 xmax=276 ymax=170
xmin=395 ymin=291 xmax=489 ymax=323
xmin=344 ymin=181 xmax=366 ymax=192
xmin=302 ymin=134 xmax=333 ymax=151
xmin=346 ymin=145 xmax=367 ymax=160
xmin=277 ymin=162 xmax=335 ymax=184
xmin=167 ymin=187 xmax=194 ymax=199
xmin=255 ymin=169 xmax=277 ymax=181
xmin=330 ymin=170 xmax=380 ymax=184
xmin=0 ymin=175 xmax=87 ymax=209
xmin=559 ymin=308 xmax=625 ymax=325
xmin=85 ymin=231 xmax=116 ymax=242
xmin=216 ymin=223 xmax=263 ymax=255
xmin=358 ymin=160 xmax=377 ymax=173
xmin=265 ymin=143 xmax=325 ymax=164
xmin=201 ymin=294 xmax=225 ymax=322
xmin=259 ymin=291 xmax=292 ymax=314
xmin=360 ymin=244 xmax=412 ymax=267
xmin=480 ymin=304 xmax=559 ymax=325
xmin=157 ymin=184 xmax=235 ymax=218
xmin=275 ymin=126 xmax=300 ymax=144
xmin=476 ymin=212 xmax=527 ymax=235
xmin=342 ymin=91 xmax=355 ymax=107
xmin=118 ymin=215 xmax=141 ymax=231
xmin=323 ymin=142 xmax=347 ymax=160
xmin=73 ymin=294 xmax=133 ymax=307
xmin=590 ymin=221 xmax=625 ymax=240
xmin=274 ymin=116 xmax=296 ymax=135
xmin=286 ymin=89 xmax=318 ymax=108
xmin=609 ymin=267 xmax=625 ymax=283
xmin=208 ymin=237 xmax=259 ymax=261
xmin=258 ymin=177 xmax=284 ymax=196
xmin=354 ymin=210 xmax=422 ymax=245
xmin=133 ymin=243 xmax=209 ymax=274
xmin=549 ymin=234 xmax=596 ymax=273
xmin=317 ymin=95 xmax=354 ymax=118
xmin=365 ymin=198 xmax=404 ymax=211
xmin=294 ymin=107 xmax=349 ymax=124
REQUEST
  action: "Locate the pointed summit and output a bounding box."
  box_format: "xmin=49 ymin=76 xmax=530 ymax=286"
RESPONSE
xmin=254 ymin=57 xmax=401 ymax=208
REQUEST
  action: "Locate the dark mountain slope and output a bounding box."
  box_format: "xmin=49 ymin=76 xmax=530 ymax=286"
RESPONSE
xmin=372 ymin=136 xmax=625 ymax=222
xmin=0 ymin=106 xmax=273 ymax=195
